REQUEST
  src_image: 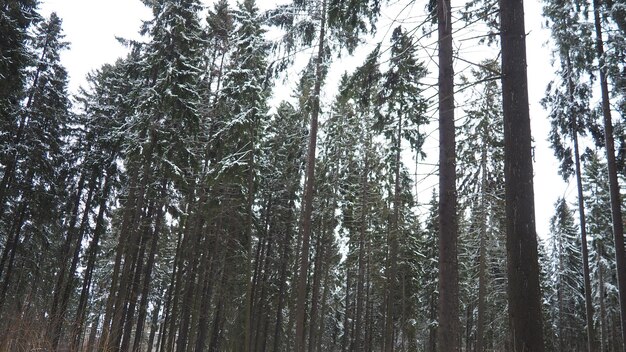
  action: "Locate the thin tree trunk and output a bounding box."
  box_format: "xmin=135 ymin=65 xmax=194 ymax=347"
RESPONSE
xmin=147 ymin=297 xmax=161 ymax=352
xmin=385 ymin=111 xmax=404 ymax=352
xmin=342 ymin=269 xmax=352 ymax=352
xmin=273 ymin=203 xmax=293 ymax=352
xmin=99 ymin=131 xmax=151 ymax=352
xmin=592 ymin=0 xmax=626 ymax=347
xmin=308 ymin=227 xmax=326 ymax=352
xmin=87 ymin=310 xmax=101 ymax=351
xmin=120 ymin=203 xmax=152 ymax=352
xmin=568 ymin=53 xmax=597 ymax=352
xmin=208 ymin=254 xmax=227 ymax=352
xmin=476 ymin=225 xmax=487 ymax=352
xmin=476 ymin=120 xmax=488 ymax=352
xmin=437 ymin=0 xmax=459 ymax=350
xmin=295 ymin=1 xmax=326 ymax=350
xmin=316 ymin=254 xmax=331 ymax=352
xmin=49 ymin=172 xmax=87 ymax=346
xmin=254 ymin=201 xmax=274 ymax=352
xmin=499 ymin=0 xmax=545 ymax=350
xmin=194 ymin=224 xmax=219 ymax=352
xmin=54 ymin=172 xmax=97 ymax=349
xmin=72 ymin=158 xmax=116 ymax=351
xmin=159 ymin=224 xmax=184 ymax=352
xmin=355 ymin=153 xmax=369 ymax=352
xmin=598 ymin=241 xmax=607 ymax=352
xmin=133 ymin=186 xmax=166 ymax=352
xmin=558 ymin=239 xmax=566 ymax=352
xmin=0 ymin=200 xmax=28 ymax=313
xmin=175 ymin=209 xmax=205 ymax=352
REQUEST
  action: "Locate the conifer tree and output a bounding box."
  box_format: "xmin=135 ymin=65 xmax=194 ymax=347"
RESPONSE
xmin=436 ymin=0 xmax=460 ymax=349
xmin=500 ymin=0 xmax=545 ymax=349
xmin=457 ymin=59 xmax=506 ymax=352
xmin=547 ymin=198 xmax=587 ymax=351
xmin=0 ymin=11 xmax=72 ymax=349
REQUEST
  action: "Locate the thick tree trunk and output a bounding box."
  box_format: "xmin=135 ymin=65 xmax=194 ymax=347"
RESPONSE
xmin=437 ymin=0 xmax=459 ymax=350
xmin=295 ymin=1 xmax=326 ymax=350
xmin=499 ymin=0 xmax=545 ymax=350
xmin=592 ymin=0 xmax=626 ymax=347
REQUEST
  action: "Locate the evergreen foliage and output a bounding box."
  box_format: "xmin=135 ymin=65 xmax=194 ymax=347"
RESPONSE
xmin=2 ymin=0 xmax=626 ymax=351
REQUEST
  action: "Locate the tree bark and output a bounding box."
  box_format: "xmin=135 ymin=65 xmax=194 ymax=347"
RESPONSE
xmin=437 ymin=0 xmax=459 ymax=350
xmin=567 ymin=53 xmax=597 ymax=352
xmin=592 ymin=0 xmax=626 ymax=347
xmin=598 ymin=241 xmax=607 ymax=352
xmin=133 ymin=185 xmax=166 ymax=352
xmin=355 ymin=153 xmax=369 ymax=352
xmin=308 ymin=227 xmax=326 ymax=352
xmin=499 ymin=0 xmax=545 ymax=350
xmin=295 ymin=1 xmax=326 ymax=350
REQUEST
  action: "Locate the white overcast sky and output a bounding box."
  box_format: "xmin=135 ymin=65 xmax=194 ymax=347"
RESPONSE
xmin=39 ymin=0 xmax=567 ymax=238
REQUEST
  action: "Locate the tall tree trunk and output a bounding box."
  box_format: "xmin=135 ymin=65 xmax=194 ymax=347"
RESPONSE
xmin=316 ymin=254 xmax=331 ymax=352
xmin=133 ymin=186 xmax=166 ymax=352
xmin=499 ymin=0 xmax=545 ymax=350
xmin=273 ymin=203 xmax=294 ymax=352
xmin=385 ymin=111 xmax=404 ymax=352
xmin=175 ymin=205 xmax=205 ymax=352
xmin=598 ymin=241 xmax=607 ymax=352
xmin=476 ymin=120 xmax=488 ymax=352
xmin=308 ymin=227 xmax=326 ymax=352
xmin=558 ymin=239 xmax=566 ymax=352
xmin=87 ymin=309 xmax=102 ymax=351
xmin=437 ymin=0 xmax=459 ymax=350
xmin=52 ymin=172 xmax=97 ymax=349
xmin=295 ymin=0 xmax=326 ymax=350
xmin=0 ymin=200 xmax=28 ymax=314
xmin=50 ymin=171 xmax=87 ymax=348
xmin=342 ymin=269 xmax=352 ymax=352
xmin=147 ymin=297 xmax=161 ymax=352
xmin=245 ymin=117 xmax=257 ymax=352
xmin=253 ymin=202 xmax=274 ymax=352
xmin=567 ymin=53 xmax=597 ymax=352
xmin=194 ymin=223 xmax=219 ymax=352
xmin=355 ymin=153 xmax=369 ymax=352
xmin=592 ymin=0 xmax=626 ymax=346
xmin=120 ymin=203 xmax=153 ymax=352
xmin=71 ymin=158 xmax=116 ymax=351
xmin=100 ymin=129 xmax=153 ymax=352
xmin=476 ymin=215 xmax=487 ymax=352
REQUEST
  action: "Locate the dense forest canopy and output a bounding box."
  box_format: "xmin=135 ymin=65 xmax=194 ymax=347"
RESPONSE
xmin=0 ymin=0 xmax=625 ymax=351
